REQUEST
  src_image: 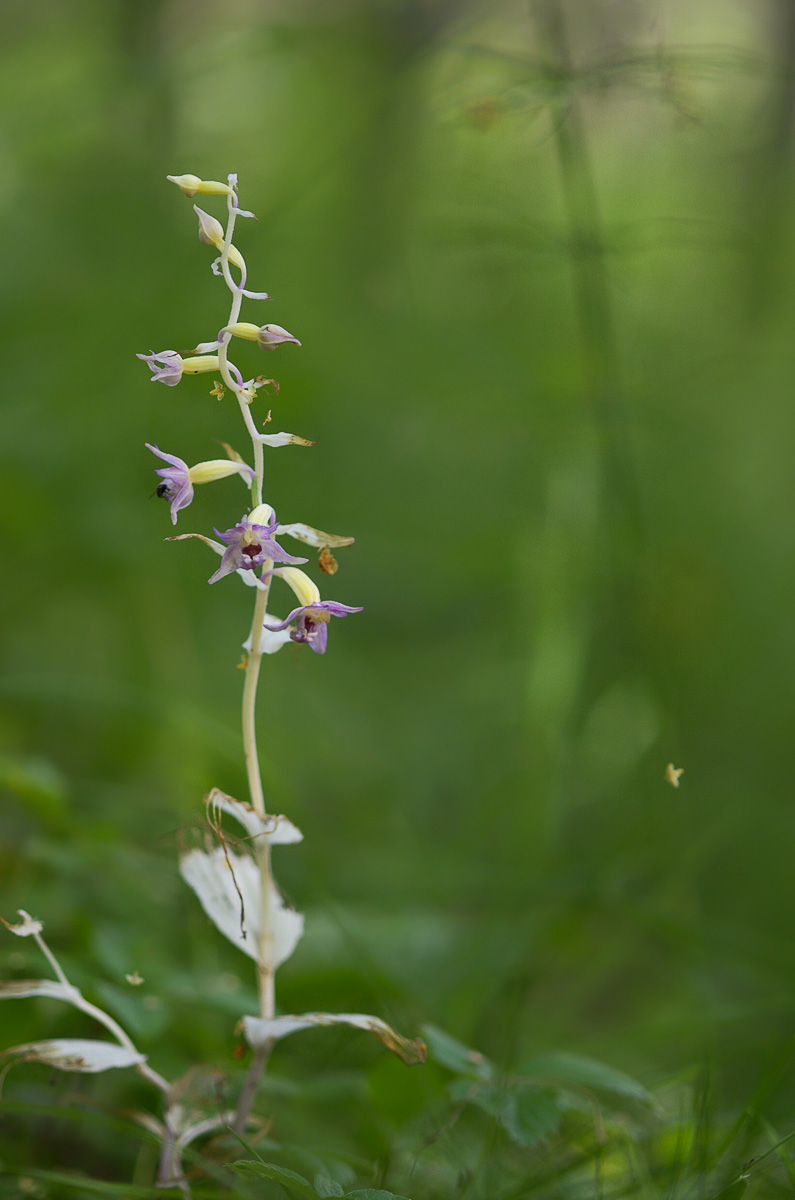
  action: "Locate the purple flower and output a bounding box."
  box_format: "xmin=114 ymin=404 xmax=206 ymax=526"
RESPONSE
xmin=265 ymin=601 xmax=363 ymax=655
xmin=209 ymin=514 xmax=307 ymax=585
xmin=137 ymin=350 xmax=219 ymax=385
xmin=147 ymin=444 xmax=193 ymax=524
xmin=137 ymin=351 xmax=183 ymax=386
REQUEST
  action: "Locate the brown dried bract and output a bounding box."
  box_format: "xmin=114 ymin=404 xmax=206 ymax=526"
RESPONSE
xmin=318 ymin=546 xmax=338 ymax=575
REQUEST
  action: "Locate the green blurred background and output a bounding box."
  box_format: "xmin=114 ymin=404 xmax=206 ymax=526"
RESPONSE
xmin=2 ymin=0 xmax=795 ymax=1185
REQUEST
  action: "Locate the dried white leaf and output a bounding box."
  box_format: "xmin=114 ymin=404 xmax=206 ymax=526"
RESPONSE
xmin=276 ymin=523 xmax=355 ymax=550
xmin=177 ymin=1110 xmax=237 ymax=1150
xmin=207 ymin=789 xmax=303 ymax=844
xmin=241 ymin=1012 xmax=427 ymax=1066
xmin=257 ymin=431 xmax=315 ymax=448
xmin=217 ymin=440 xmax=246 ymax=466
xmin=166 ymin=532 xmax=225 ymax=554
xmin=0 ymin=979 xmax=79 ymax=1003
xmin=1 ymin=911 xmax=43 ymax=938
xmin=180 ymin=848 xmax=303 ymax=968
xmin=3 ymin=1039 xmax=146 ymax=1073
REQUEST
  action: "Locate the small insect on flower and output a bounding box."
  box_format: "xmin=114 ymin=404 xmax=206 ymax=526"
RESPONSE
xmin=146 ymin=444 xmax=254 ymax=525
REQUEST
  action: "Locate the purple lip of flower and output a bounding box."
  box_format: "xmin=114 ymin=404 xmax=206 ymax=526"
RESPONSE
xmin=264 ymin=602 xmax=363 ymax=655
xmin=136 ymin=351 xmax=183 ymax=386
xmin=208 ymin=515 xmax=308 ymax=585
xmin=146 ymin=444 xmax=193 ymax=525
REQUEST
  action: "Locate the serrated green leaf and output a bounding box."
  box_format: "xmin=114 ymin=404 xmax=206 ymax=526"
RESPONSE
xmin=315 ymin=1177 xmax=345 ymax=1198
xmin=420 ymin=1024 xmax=493 ymax=1080
xmin=504 ymin=1083 xmax=563 ymax=1146
xmin=233 ymin=1161 xmax=319 ymax=1198
xmin=522 ymin=1052 xmax=657 ymax=1111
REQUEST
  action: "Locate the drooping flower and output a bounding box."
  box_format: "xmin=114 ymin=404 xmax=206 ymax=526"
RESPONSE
xmin=146 ymin=444 xmax=255 ymax=525
xmin=265 ymin=566 xmax=362 ymax=654
xmin=137 ymin=351 xmax=219 ymax=386
xmin=224 ymin=322 xmax=301 ymax=351
xmin=208 ymin=505 xmax=307 ymax=585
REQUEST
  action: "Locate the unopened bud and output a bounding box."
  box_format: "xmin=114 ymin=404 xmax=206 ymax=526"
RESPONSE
xmin=249 ymin=503 xmax=275 ymax=526
xmin=225 ymin=322 xmax=300 ymax=351
xmin=194 ymin=206 xmax=245 ymax=270
xmin=180 ymin=355 xmax=220 ymax=375
xmin=277 ymin=566 xmax=321 ymax=609
xmin=167 ymin=174 xmax=233 ymax=197
xmin=188 ymin=459 xmax=254 ymax=486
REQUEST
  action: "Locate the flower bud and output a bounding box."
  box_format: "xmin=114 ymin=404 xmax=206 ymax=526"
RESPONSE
xmin=277 ymin=567 xmax=321 ymax=609
xmin=194 ymin=206 xmax=245 ymax=270
xmin=226 ymin=322 xmax=301 ymax=351
xmin=188 ymin=459 xmax=254 ymax=486
xmin=180 ymin=355 xmax=220 ymax=375
xmin=167 ymin=174 xmax=234 ymax=197
xmin=248 ymin=503 xmax=275 ymax=526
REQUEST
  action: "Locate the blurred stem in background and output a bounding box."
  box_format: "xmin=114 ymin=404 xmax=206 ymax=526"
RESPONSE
xmin=744 ymin=0 xmax=795 ymax=326
xmin=526 ymin=0 xmax=654 ymax=854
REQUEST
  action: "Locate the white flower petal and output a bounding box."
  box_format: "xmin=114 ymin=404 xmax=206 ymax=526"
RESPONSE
xmin=243 ymin=616 xmax=293 ymax=655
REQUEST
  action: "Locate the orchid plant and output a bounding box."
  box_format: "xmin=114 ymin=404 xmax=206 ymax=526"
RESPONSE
xmin=1 ymin=172 xmax=426 ymax=1193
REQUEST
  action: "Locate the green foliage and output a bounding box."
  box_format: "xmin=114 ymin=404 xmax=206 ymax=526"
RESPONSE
xmin=231 ymin=1163 xmax=409 ymax=1200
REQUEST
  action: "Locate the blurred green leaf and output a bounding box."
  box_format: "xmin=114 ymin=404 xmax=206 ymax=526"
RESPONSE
xmin=233 ymin=1161 xmax=320 ymax=1198
xmin=707 ymin=1180 xmax=748 ymax=1200
xmin=344 ymin=1192 xmax=413 ymax=1200
xmin=521 ymin=1052 xmax=657 ymax=1113
xmin=421 ymin=1023 xmax=493 ymax=1080
xmin=449 ymin=1078 xmax=561 ymax=1147
xmin=0 ymin=751 xmax=67 ymax=821
xmin=314 ymin=1178 xmax=345 ymax=1198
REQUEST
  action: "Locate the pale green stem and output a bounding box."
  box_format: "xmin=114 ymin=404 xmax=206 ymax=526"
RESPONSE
xmin=216 ymin=182 xmax=278 ymax=1132
xmin=242 ymin=584 xmax=270 ymax=820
